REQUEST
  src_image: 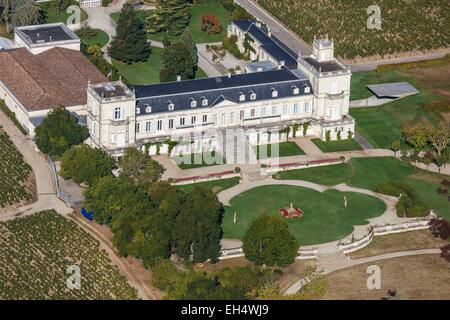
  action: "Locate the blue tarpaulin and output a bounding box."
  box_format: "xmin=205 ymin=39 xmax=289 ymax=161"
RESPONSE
xmin=81 ymin=208 xmax=94 ymax=221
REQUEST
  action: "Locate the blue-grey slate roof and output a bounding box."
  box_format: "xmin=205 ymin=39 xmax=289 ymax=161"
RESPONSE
xmin=132 ymin=68 xmax=312 ymax=115
xmin=232 ymin=20 xmax=298 ymax=69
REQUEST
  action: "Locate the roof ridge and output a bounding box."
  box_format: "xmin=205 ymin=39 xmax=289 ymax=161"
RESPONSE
xmin=6 ymin=49 xmax=45 ymax=109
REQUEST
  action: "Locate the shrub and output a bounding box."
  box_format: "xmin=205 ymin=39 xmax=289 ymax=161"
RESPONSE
xmin=325 ymin=130 xmax=331 ymax=142
xmin=441 ymin=245 xmax=450 ymax=263
xmin=429 ymin=218 xmax=450 ymax=240
xmin=441 ymin=179 xmax=450 ymax=187
xmin=151 ymin=259 xmax=179 ymax=291
xmin=437 ymin=188 xmax=448 ymax=195
xmin=375 ymin=181 xmax=430 ymax=217
xmin=222 ymin=36 xmax=246 ymax=60
xmin=337 ymin=131 xmax=341 ymax=141
xmin=347 ymin=130 xmax=353 ymax=140
xmin=200 ymin=14 xmax=222 ymax=35
xmin=234 ymin=167 xmax=241 ymax=173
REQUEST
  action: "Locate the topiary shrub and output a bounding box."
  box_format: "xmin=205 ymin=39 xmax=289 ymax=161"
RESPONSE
xmin=234 ymin=167 xmax=241 ymax=173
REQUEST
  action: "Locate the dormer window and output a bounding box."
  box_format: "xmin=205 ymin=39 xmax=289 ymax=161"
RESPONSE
xmin=145 ymin=105 xmax=152 ymax=113
xmin=292 ymin=86 xmax=300 ymax=95
xmin=272 ymin=88 xmax=278 ymax=98
xmin=304 ymin=85 xmax=311 ymax=94
xmin=168 ymin=101 xmax=175 ymax=111
xmin=201 ymin=97 xmax=208 ymax=107
xmin=238 ymin=92 xmax=245 ymax=102
xmin=136 ymin=107 xmax=140 ymax=114
xmin=249 ymin=91 xmax=256 ymax=100
xmin=190 ymin=99 xmax=197 ymax=108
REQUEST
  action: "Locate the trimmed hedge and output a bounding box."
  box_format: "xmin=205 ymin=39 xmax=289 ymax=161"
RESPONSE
xmin=375 ymin=181 xmax=430 ymax=217
xmin=0 ymin=100 xmax=28 ymax=135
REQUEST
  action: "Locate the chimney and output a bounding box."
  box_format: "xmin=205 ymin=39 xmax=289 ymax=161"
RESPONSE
xmin=49 ymin=36 xmax=52 ymax=42
xmin=176 ymin=75 xmax=181 ymax=81
xmin=267 ymin=27 xmax=271 ymax=37
xmin=256 ymin=21 xmax=262 ymax=28
xmin=279 ymin=60 xmax=285 ymax=66
xmin=228 ymin=72 xmax=232 ymax=78
xmin=256 ymin=67 xmax=263 ymax=72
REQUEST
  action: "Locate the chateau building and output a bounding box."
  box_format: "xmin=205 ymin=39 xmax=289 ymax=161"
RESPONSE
xmin=86 ymin=21 xmax=355 ymax=157
xmin=1 ymin=21 xmax=355 ymax=159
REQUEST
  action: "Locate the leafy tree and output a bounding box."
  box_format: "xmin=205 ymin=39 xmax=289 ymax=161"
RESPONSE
xmin=243 ymin=213 xmax=300 ymax=267
xmin=108 ymin=3 xmax=150 ymax=63
xmin=119 ymin=147 xmax=165 ymax=190
xmin=10 ymin=0 xmax=44 ymax=29
xmin=182 ymin=27 xmax=197 ymax=65
xmin=403 ymin=124 xmax=428 ymax=155
xmin=146 ymin=0 xmax=190 ymax=36
xmin=60 ymin=144 xmax=115 ymax=185
xmin=200 ymin=14 xmax=221 ymax=35
xmin=35 ymin=107 xmax=89 ymax=157
xmin=83 ymin=175 xmax=149 ymax=225
xmin=390 ymin=139 xmax=401 ymax=157
xmin=160 ymin=41 xmax=195 ymax=82
xmin=172 ymin=187 xmax=223 ymax=263
xmin=428 ymin=126 xmax=450 ymax=156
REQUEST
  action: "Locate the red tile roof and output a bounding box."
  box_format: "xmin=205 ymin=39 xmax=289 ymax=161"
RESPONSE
xmin=0 ymin=47 xmax=107 ymax=111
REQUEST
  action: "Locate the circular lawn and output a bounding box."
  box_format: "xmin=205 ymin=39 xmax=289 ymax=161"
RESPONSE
xmin=222 ymin=185 xmax=386 ymax=246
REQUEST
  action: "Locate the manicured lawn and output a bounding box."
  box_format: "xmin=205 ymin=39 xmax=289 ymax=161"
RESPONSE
xmin=172 ymin=151 xmax=225 ymax=170
xmin=276 ymin=157 xmax=450 ymax=219
xmin=350 ymin=70 xmax=410 ymax=101
xmin=350 ymin=66 xmax=448 ymax=148
xmin=112 ymin=0 xmax=231 ymax=43
xmin=40 ymin=2 xmax=88 ymax=24
xmin=80 ymin=29 xmax=109 ymax=47
xmin=274 ymin=163 xmax=352 ymax=186
xmin=222 ymin=185 xmax=386 ymax=245
xmin=113 ymin=47 xmax=207 ymax=84
xmin=177 ymin=177 xmax=240 ymax=194
xmin=311 ymin=138 xmax=362 ymax=152
xmin=254 ymin=142 xmax=305 ymax=160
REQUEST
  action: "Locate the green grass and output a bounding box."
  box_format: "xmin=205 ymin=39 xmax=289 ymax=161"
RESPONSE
xmin=311 ymin=138 xmax=362 ymax=152
xmin=222 ymin=185 xmax=386 ymax=245
xmin=40 ymin=2 xmax=88 ymax=24
xmin=172 ymin=151 xmax=225 ymax=170
xmin=276 ymin=157 xmax=450 ymax=219
xmin=113 ymin=47 xmax=206 ymax=85
xmin=177 ymin=177 xmax=240 ymax=193
xmin=112 ymin=0 xmax=231 ymax=43
xmin=80 ymin=29 xmax=109 ymax=47
xmin=350 ymin=69 xmax=446 ymax=148
xmin=350 ymin=70 xmax=411 ymax=101
xmin=274 ymin=163 xmax=352 ymax=186
xmin=254 ymin=142 xmax=305 ymax=160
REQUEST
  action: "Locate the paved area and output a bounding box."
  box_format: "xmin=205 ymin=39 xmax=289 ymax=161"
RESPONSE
xmin=292 ymin=137 xmax=323 ymax=156
xmin=0 ymin=112 xmax=72 ymax=221
xmin=354 ymin=131 xmax=374 ymax=150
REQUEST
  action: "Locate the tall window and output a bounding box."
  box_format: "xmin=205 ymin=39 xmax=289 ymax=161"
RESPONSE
xmin=191 ymin=116 xmax=196 ymax=124
xmin=250 ymin=109 xmax=255 ymax=117
xmin=229 ymin=112 xmax=234 ymax=124
xmin=221 ymin=113 xmax=225 ymax=126
xmin=114 ymin=107 xmax=123 ymax=120
xmin=304 ymin=102 xmax=310 ymax=113
xmin=240 ymin=110 xmax=245 ymax=120
xmin=136 ymin=122 xmax=140 ymax=133
xmin=261 ymin=107 xmax=266 ymax=117
xmin=202 ymin=114 xmax=208 ymax=123
xmin=157 ymin=120 xmax=163 ymax=131
xmin=293 ymin=103 xmax=299 ymax=114
xmin=168 ymin=119 xmax=174 ymax=129
xmin=272 ymin=106 xmax=277 ymax=115
xmin=179 ymin=117 xmax=185 ymax=126
xmin=282 ymin=105 xmax=287 ymax=115
xmin=146 ymin=121 xmax=151 ymax=132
